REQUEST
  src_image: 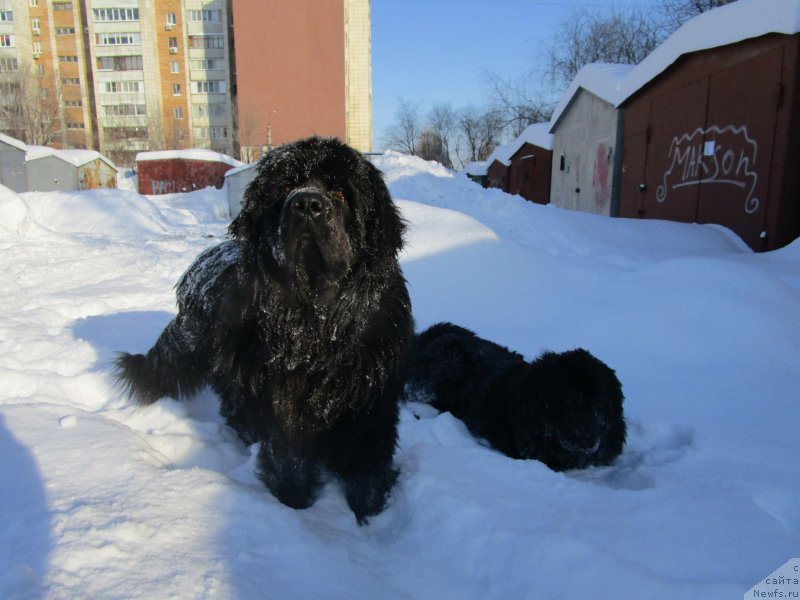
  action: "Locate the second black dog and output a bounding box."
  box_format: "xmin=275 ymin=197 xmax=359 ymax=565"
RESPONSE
xmin=405 ymin=323 xmax=626 ymax=471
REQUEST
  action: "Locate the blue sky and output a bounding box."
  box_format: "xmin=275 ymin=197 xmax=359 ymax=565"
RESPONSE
xmin=371 ymin=0 xmax=634 ymax=149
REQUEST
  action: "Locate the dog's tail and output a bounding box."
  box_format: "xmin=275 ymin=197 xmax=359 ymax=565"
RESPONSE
xmin=114 ymin=317 xmax=206 ymax=405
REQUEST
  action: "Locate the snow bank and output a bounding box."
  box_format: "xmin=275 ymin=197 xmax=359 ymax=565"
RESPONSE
xmin=1 ymin=151 xmax=798 ymax=599
xmin=0 ymin=183 xmax=40 ymax=238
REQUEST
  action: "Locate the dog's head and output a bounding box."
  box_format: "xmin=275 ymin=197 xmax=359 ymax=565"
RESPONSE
xmin=230 ymin=137 xmax=405 ymax=297
xmin=511 ymin=349 xmax=624 ymax=470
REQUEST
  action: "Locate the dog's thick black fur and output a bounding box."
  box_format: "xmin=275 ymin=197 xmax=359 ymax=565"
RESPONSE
xmin=115 ymin=137 xmax=413 ymax=524
xmin=406 ymin=323 xmax=626 ymax=471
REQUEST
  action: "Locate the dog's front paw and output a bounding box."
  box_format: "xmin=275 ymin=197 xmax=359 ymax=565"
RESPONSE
xmin=257 ymin=438 xmax=322 ymax=510
xmin=342 ymin=466 xmax=398 ymax=526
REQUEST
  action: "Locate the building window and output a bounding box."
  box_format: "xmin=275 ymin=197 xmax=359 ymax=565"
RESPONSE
xmin=56 ymin=27 xmax=76 ymax=35
xmin=0 ymin=57 xmax=19 ymax=72
xmin=103 ymin=80 xmax=141 ymax=93
xmin=193 ymin=80 xmax=225 ymax=94
xmin=64 ymin=99 xmax=82 ymax=107
xmin=53 ymin=2 xmax=73 ymax=11
xmin=105 ymin=126 xmax=147 ymax=140
xmin=0 ymin=34 xmax=15 ymax=48
xmin=32 ymin=41 xmax=41 ymax=54
xmin=173 ymin=107 xmax=183 ymax=119
xmin=170 ymin=61 xmax=179 ymax=73
xmin=193 ymin=126 xmax=228 ymax=140
xmin=31 ymin=17 xmax=40 ymax=33
xmin=61 ymin=76 xmax=80 ymax=85
xmin=0 ymin=10 xmax=13 ymax=22
xmin=96 ymin=32 xmax=141 ymax=45
xmin=172 ymin=83 xmax=181 ymax=95
xmin=192 ymin=103 xmax=227 ymax=118
xmin=188 ymin=35 xmax=223 ymax=49
xmin=92 ymin=8 xmax=138 ymax=22
xmin=66 ymin=122 xmax=86 ymax=129
xmin=189 ymin=9 xmax=222 ymax=22
xmin=36 ymin=63 xmax=44 ymax=76
xmin=96 ymin=55 xmax=143 ymax=71
xmin=103 ymin=103 xmax=146 ymax=117
xmin=58 ymin=55 xmax=79 ymax=63
xmin=167 ymin=12 xmax=176 ymax=27
xmin=189 ymin=58 xmax=224 ymax=71
xmin=29 ymin=0 xmax=38 ymax=6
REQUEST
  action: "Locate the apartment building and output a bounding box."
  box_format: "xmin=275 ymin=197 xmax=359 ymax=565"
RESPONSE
xmin=231 ymin=0 xmax=372 ymax=158
xmin=0 ymin=0 xmax=371 ymax=165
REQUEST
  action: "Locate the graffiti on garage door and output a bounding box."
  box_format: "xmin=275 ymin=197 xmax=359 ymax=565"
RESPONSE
xmin=656 ymin=124 xmax=759 ymax=214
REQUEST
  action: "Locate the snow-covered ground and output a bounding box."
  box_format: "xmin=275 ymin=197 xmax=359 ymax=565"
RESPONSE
xmin=1 ymin=152 xmax=798 ymax=599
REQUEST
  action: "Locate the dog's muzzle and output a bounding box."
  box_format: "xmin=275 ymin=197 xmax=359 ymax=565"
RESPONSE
xmin=288 ymin=187 xmax=331 ymax=221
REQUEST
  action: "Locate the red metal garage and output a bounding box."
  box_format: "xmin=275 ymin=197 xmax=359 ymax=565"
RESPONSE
xmin=617 ymin=2 xmax=800 ymax=251
xmin=136 ymin=149 xmax=243 ymax=196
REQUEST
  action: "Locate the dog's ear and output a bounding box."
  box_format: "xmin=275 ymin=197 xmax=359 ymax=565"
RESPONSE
xmin=361 ymin=159 xmax=406 ymax=261
xmin=229 ymin=146 xmax=290 ymax=246
xmin=228 ymin=174 xmax=260 ymax=245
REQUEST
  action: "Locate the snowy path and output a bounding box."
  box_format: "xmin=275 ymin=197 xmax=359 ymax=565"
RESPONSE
xmin=1 ymin=155 xmax=799 ymax=598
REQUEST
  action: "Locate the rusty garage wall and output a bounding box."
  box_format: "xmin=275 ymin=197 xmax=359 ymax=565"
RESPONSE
xmin=619 ymin=33 xmax=800 ymax=251
xmin=487 ymin=159 xmax=509 ymax=192
xmin=79 ymin=159 xmax=117 ymax=190
xmin=507 ymin=142 xmax=552 ymax=205
xmin=138 ymin=159 xmax=235 ymax=195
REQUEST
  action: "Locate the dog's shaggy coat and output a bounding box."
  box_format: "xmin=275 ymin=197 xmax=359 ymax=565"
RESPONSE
xmin=406 ymin=323 xmax=626 ymax=471
xmin=116 ymin=137 xmax=413 ymax=523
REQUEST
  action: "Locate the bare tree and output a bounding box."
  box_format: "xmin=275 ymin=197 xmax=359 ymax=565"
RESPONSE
xmin=415 ymin=130 xmax=450 ymax=167
xmin=425 ymin=103 xmax=458 ymax=168
xmin=0 ymin=63 xmax=63 ymax=145
xmin=659 ymin=0 xmax=738 ymax=30
xmin=458 ymin=106 xmax=505 ymax=164
xmin=484 ymin=72 xmax=555 ymax=137
xmin=546 ymin=6 xmax=664 ymax=90
xmin=382 ymin=97 xmax=422 ymax=155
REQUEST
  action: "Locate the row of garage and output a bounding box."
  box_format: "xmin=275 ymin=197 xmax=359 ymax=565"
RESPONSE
xmin=472 ymin=0 xmax=800 ymax=251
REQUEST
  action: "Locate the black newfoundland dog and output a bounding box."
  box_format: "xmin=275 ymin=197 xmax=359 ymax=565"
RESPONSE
xmin=116 ymin=137 xmax=413 ymax=524
xmin=406 ymin=323 xmax=626 ymax=471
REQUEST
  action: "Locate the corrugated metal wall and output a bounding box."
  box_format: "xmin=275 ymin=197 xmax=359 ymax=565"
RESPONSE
xmin=620 ymin=34 xmax=800 ymax=251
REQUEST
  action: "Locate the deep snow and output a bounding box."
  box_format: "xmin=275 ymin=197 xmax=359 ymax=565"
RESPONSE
xmin=1 ymin=152 xmax=798 ymax=599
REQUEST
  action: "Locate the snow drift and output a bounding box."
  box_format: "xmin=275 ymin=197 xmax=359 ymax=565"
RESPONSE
xmin=1 ymin=152 xmax=798 ymax=599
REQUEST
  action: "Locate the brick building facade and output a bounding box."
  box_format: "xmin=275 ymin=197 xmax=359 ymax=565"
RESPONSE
xmin=0 ymin=0 xmax=371 ymax=166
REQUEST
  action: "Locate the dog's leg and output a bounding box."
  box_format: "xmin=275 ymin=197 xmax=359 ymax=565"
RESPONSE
xmin=115 ymin=315 xmax=206 ymax=405
xmin=341 ymin=464 xmax=399 ymax=526
xmin=257 ymin=434 xmax=322 ymax=510
xmin=331 ymin=400 xmax=400 ymax=525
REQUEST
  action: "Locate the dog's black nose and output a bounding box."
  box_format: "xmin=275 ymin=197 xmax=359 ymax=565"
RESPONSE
xmin=290 ymin=189 xmax=326 ymax=218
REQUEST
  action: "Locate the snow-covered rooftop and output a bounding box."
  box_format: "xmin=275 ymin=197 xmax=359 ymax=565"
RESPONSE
xmin=136 ymin=149 xmax=244 ymax=168
xmin=484 ymin=142 xmax=515 ymax=168
xmin=480 ymin=122 xmax=553 ymax=172
xmin=463 ymin=161 xmax=488 ymax=177
xmin=549 ymin=0 xmax=800 ymax=122
xmin=616 ymin=0 xmax=800 ymax=105
xmin=549 ymin=63 xmax=634 ymax=130
xmin=224 ymin=162 xmax=257 ymax=178
xmin=0 ymin=132 xmax=28 ymax=153
xmin=25 ymin=146 xmax=117 ymax=170
xmin=509 ymin=122 xmax=553 ymax=153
